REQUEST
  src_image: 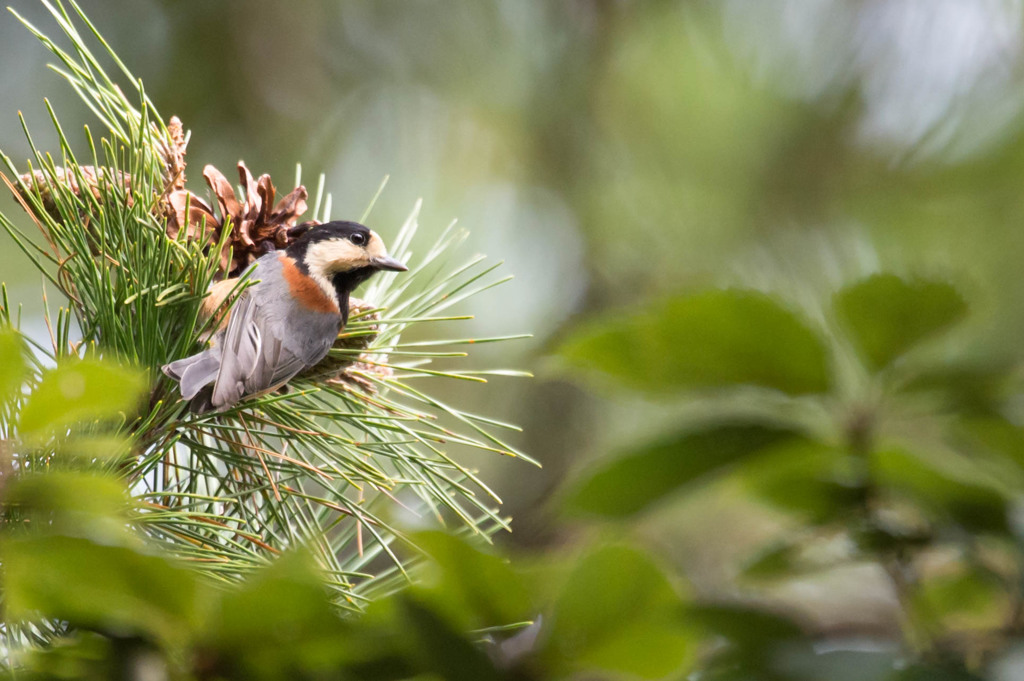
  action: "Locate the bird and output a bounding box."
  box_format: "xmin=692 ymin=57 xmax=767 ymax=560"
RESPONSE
xmin=162 ymin=220 xmax=407 ymax=413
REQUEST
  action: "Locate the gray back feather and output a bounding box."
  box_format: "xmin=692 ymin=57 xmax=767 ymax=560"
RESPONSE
xmin=208 ymin=253 xmax=341 ymax=410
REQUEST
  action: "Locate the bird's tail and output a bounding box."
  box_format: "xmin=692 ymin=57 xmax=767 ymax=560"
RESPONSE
xmin=162 ymin=348 xmax=221 ymax=413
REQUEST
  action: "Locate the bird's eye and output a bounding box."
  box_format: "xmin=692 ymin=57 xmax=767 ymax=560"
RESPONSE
xmin=350 ymin=233 xmax=367 ymax=246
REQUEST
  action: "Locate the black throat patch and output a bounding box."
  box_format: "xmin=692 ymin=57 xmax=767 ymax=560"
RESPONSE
xmin=331 ymin=266 xmax=377 ymax=324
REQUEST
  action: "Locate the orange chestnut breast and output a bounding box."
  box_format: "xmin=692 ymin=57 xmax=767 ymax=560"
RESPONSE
xmin=278 ymin=253 xmax=340 ymax=314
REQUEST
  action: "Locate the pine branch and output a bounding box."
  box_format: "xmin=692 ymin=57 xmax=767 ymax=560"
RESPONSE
xmin=0 ymin=0 xmax=531 ymax=608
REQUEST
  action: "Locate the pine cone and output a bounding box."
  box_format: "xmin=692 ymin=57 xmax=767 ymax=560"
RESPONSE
xmin=17 ymin=166 xmax=131 ymax=220
xmin=160 ymin=116 xmax=188 ymax=192
xmin=12 ymin=115 xmax=318 ymax=282
xmin=165 ymin=161 xmax=316 ymax=278
xmin=16 ymin=115 xmax=180 ymax=220
xmin=13 ymin=115 xmax=182 ymax=227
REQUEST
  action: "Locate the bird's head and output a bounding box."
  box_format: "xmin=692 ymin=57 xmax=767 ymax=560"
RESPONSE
xmin=288 ymin=221 xmax=407 ymax=278
xmin=286 ymin=221 xmax=407 ymax=304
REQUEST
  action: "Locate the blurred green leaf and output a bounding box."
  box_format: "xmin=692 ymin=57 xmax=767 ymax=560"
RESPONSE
xmin=743 ymin=440 xmax=865 ymax=523
xmin=341 ymin=599 xmax=423 ymax=681
xmin=913 ymin=569 xmax=1005 ymax=631
xmin=206 ymin=550 xmax=344 ymax=648
xmin=902 ymin=360 xmax=1014 ymax=416
xmin=893 ymin=664 xmax=987 ymax=680
xmin=15 ymin=630 xmax=124 ymax=680
xmin=18 ymin=358 xmax=146 ymax=439
xmin=557 ymin=290 xmax=830 ymax=396
xmin=688 ymin=603 xmax=804 ymax=648
xmin=53 ymin=434 xmax=133 ymax=461
xmin=4 ymin=471 xmax=136 ymax=542
xmin=545 ymin=545 xmax=693 ymax=679
xmin=398 ymin=596 xmax=504 ymax=681
xmin=566 ymin=421 xmax=804 ymax=517
xmin=197 ymin=551 xmax=353 ymax=680
xmin=958 ymin=416 xmax=1024 ymax=470
xmin=834 ymin=274 xmax=967 ymax=371
xmin=412 ymin=530 xmax=533 ymax=631
xmin=874 ymin=449 xmax=1009 ymax=535
xmin=697 ymin=614 xmax=896 ymax=681
xmin=0 ymin=326 xmax=27 ymax=403
xmin=4 ymin=535 xmax=201 ymax=646
xmin=688 ymin=604 xmax=807 ymax=677
xmin=741 ymin=540 xmax=803 ymax=581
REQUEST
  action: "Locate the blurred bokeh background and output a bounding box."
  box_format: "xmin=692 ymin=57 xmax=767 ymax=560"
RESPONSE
xmin=6 ymin=0 xmax=1024 ymax=656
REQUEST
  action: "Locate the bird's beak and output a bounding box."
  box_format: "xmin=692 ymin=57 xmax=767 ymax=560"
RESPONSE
xmin=372 ymin=256 xmax=408 ymax=272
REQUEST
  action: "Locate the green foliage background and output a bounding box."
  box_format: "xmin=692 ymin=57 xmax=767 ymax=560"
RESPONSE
xmin=5 ymin=1 xmax=1024 ymax=680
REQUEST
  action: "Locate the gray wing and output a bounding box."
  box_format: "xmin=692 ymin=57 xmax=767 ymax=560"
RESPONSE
xmin=162 ymin=347 xmax=222 ymax=400
xmin=209 ymin=256 xmax=339 ymax=410
xmin=178 ymin=349 xmax=221 ymax=400
xmin=210 ymin=293 xmax=309 ymax=410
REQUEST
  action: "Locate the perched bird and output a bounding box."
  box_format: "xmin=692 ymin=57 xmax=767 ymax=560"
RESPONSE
xmin=163 ymin=220 xmax=407 ymax=413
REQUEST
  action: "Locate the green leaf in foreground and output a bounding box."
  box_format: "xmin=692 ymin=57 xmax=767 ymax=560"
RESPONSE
xmin=5 ymin=471 xmax=135 ymax=541
xmin=398 ymin=596 xmax=504 ymax=681
xmin=873 ymin=448 xmax=1009 ymax=535
xmin=565 ymin=421 xmax=804 ymax=517
xmin=689 ymin=605 xmax=900 ymax=681
xmin=834 ymin=274 xmax=967 ymax=371
xmin=557 ymin=289 xmax=830 ymax=396
xmin=3 ymin=535 xmax=201 ymax=647
xmin=688 ymin=603 xmax=804 ymax=651
xmin=740 ymin=540 xmax=803 ymax=581
xmin=18 ymin=358 xmax=146 ymax=438
xmin=912 ymin=568 xmax=1005 ymax=631
xmin=741 ymin=440 xmax=865 ymax=524
xmin=545 ymin=545 xmax=693 ymax=679
xmin=412 ymin=530 xmax=532 ymax=631
xmin=203 ymin=550 xmax=346 ymax=655
xmin=0 ymin=327 xmax=27 ymax=402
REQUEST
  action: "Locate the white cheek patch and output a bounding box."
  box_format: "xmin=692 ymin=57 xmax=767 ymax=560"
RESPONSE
xmin=306 ymin=239 xmax=366 ymax=275
xmin=367 ymin=231 xmax=389 ymax=260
